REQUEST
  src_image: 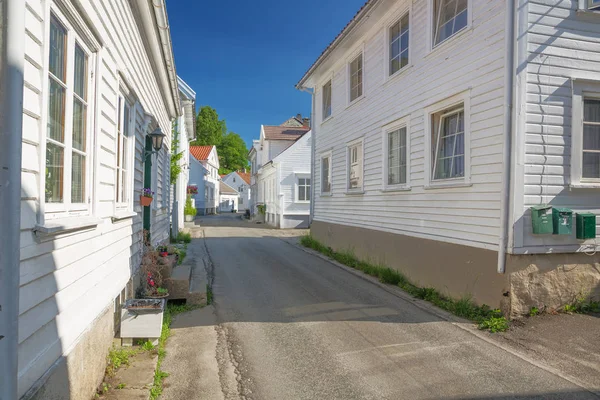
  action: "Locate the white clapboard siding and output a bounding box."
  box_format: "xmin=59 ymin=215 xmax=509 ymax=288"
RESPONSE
xmin=311 ymin=0 xmax=506 ymax=250
xmin=519 ymin=0 xmax=600 ymax=250
xmin=18 ymin=0 xmax=175 ymax=396
xmin=276 ymin=132 xmax=312 ymax=216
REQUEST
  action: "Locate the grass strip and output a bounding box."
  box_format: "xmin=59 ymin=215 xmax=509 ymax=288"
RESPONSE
xmin=300 ymin=235 xmax=509 ymax=333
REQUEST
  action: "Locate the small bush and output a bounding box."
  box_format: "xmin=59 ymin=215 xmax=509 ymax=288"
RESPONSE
xmin=478 ymin=316 xmax=509 ymax=333
xmin=184 ymin=195 xmax=196 ymax=217
xmin=176 ymin=232 xmax=192 ymax=244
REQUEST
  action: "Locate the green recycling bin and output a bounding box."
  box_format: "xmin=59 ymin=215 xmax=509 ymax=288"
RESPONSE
xmin=552 ymin=207 xmax=572 ymax=235
xmin=530 ymin=205 xmax=553 ymax=235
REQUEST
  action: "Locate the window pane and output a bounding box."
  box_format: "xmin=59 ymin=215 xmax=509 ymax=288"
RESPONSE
xmin=121 ymin=170 xmax=127 ymax=203
xmin=299 ymin=186 xmax=306 ymax=201
xmin=49 ymin=16 xmax=67 ymax=81
xmin=48 ymin=78 xmax=66 ymax=143
xmin=390 ymin=21 xmax=400 ymax=42
xmin=584 ymin=99 xmax=600 ymax=123
xmin=583 ymin=152 xmax=600 ymax=178
xmin=46 ymin=143 xmax=64 ymax=203
xmin=74 ymin=44 xmax=87 ymax=100
xmin=435 ymin=0 xmax=468 ymax=45
xmin=323 ymin=81 xmax=332 ymax=119
xmin=72 ymin=152 xmax=86 ymax=203
xmin=72 ymin=99 xmax=86 ymax=151
xmin=584 ymin=125 xmax=600 ymax=150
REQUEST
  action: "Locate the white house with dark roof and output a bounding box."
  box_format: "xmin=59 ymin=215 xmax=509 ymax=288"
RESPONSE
xmin=249 ymin=119 xmax=312 ymax=228
xmin=189 ymin=145 xmax=220 ymax=215
xmin=296 ymin=0 xmax=600 ymax=316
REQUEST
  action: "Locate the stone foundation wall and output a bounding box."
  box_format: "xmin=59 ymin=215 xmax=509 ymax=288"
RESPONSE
xmin=310 ymin=220 xmax=509 ymax=309
xmin=507 ymin=254 xmax=600 ymax=317
xmin=26 ymin=304 xmax=114 ymax=400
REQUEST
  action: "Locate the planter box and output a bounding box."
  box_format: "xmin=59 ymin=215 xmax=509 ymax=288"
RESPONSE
xmin=185 ymin=214 xmax=194 ymax=222
xmin=121 ymin=299 xmax=165 ymax=342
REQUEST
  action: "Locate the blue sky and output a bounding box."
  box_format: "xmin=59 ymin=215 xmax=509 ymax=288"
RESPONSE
xmin=167 ymin=0 xmax=366 ymax=147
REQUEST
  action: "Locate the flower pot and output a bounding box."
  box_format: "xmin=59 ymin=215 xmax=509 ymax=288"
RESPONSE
xmin=121 ymin=299 xmax=165 ymax=340
xmin=140 ymin=195 xmax=153 ymax=207
xmin=185 ymin=214 xmax=194 ymax=222
xmin=145 ymin=293 xmax=169 ymax=299
xmin=160 ymin=251 xmax=168 ymax=257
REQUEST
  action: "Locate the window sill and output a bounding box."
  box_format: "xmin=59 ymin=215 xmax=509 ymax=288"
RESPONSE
xmin=384 ymin=64 xmax=413 ymax=86
xmin=570 ymin=183 xmax=600 ymax=189
xmin=34 ymin=216 xmax=102 ymax=236
xmin=381 ymin=186 xmax=411 ymax=193
xmin=295 ymin=200 xmax=311 ymax=204
xmin=321 ymin=115 xmax=334 ymax=126
xmin=426 ymin=26 xmax=473 ymax=59
xmin=320 ymin=193 xmax=332 ymax=197
xmin=111 ymin=211 xmax=137 ymax=222
xmin=346 ymin=95 xmax=365 ymax=110
xmin=424 ymin=181 xmax=472 ymax=190
xmin=344 ymin=190 xmax=365 ymax=196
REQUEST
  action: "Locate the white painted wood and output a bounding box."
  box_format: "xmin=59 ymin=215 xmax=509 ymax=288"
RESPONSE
xmin=18 ymin=0 xmax=178 ymax=396
xmin=221 ymin=171 xmax=251 ymax=211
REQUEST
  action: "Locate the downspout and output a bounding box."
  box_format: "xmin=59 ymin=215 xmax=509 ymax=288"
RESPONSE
xmin=0 ymin=0 xmax=25 ymax=398
xmin=498 ymin=0 xmax=517 ymax=274
xmin=172 ymin=119 xmax=179 ymax=234
xmin=299 ymin=87 xmax=315 ymax=226
xmin=152 ymin=0 xmax=180 ymax=118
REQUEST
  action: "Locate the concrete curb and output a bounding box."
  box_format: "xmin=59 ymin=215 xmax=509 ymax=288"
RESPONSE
xmin=282 ymin=238 xmax=600 ymax=399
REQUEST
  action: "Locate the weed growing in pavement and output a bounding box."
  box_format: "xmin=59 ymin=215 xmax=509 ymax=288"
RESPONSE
xmin=116 ymin=383 xmax=126 ymax=390
xmin=300 ymin=234 xmax=509 ymax=333
xmin=105 ymin=347 xmax=138 ymax=377
xmin=149 ymin=302 xmax=201 ymax=400
xmin=141 ymin=340 xmax=155 ymax=352
xmin=562 ymin=293 xmax=600 ymax=314
xmin=529 ymin=307 xmax=540 ymax=317
xmin=171 ymin=231 xmax=192 ymax=244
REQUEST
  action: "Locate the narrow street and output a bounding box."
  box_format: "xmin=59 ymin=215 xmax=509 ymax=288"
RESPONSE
xmin=163 ymin=214 xmax=597 ymax=400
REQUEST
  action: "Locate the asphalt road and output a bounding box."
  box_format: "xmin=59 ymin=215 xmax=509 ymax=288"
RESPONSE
xmin=199 ymin=214 xmax=597 ymax=400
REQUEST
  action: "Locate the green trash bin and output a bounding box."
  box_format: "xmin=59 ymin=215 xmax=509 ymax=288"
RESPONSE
xmin=530 ymin=205 xmax=553 ymax=235
xmin=552 ymin=207 xmax=572 ymax=235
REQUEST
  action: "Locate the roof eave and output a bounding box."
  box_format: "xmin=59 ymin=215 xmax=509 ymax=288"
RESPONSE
xmin=295 ymin=0 xmax=380 ymax=89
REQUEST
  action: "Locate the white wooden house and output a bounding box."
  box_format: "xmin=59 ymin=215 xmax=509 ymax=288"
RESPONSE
xmin=296 ymin=0 xmax=600 ymax=315
xmin=172 ymin=76 xmax=196 ymax=232
xmin=221 ymin=171 xmax=251 ymax=211
xmin=189 ymin=145 xmax=220 ymax=215
xmin=2 ymin=1 xmax=180 ymax=399
xmin=250 ymin=124 xmax=312 ymax=228
xmin=219 ymin=181 xmax=240 ymax=212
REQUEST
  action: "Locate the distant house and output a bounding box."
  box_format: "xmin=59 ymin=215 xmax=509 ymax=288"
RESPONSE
xmin=249 ymin=121 xmax=312 ymax=228
xmin=172 ymin=77 xmax=196 ymax=232
xmin=219 ymin=181 xmax=240 ymax=212
xmin=189 ymin=145 xmax=220 ymax=215
xmin=221 ymin=171 xmax=251 ymax=211
xmin=2 ymin=1 xmax=181 ymax=399
xmin=295 ymin=0 xmax=600 ymax=315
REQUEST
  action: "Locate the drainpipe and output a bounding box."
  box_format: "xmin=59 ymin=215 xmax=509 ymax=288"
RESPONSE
xmin=498 ymin=0 xmax=517 ymax=274
xmin=152 ymin=0 xmax=179 ymax=118
xmin=0 ymin=0 xmax=25 ymax=398
xmin=299 ymin=87 xmax=315 ymax=226
xmin=172 ymin=118 xmax=179 ymax=235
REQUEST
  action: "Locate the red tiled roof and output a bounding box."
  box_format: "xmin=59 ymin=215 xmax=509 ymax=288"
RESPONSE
xmin=263 ymin=125 xmax=310 ymax=141
xmin=296 ymin=0 xmax=375 ymax=89
xmin=237 ymin=172 xmax=251 ymax=185
xmin=190 ymin=145 xmax=213 ymax=161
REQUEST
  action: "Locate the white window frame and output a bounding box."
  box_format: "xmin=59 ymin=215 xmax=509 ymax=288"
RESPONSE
xmin=295 ymin=173 xmax=311 ymax=203
xmin=428 ymin=0 xmax=472 ymax=52
xmin=579 ymin=0 xmax=600 ymax=11
xmin=424 ymin=90 xmax=471 ymax=189
xmin=322 ymin=79 xmax=333 ymax=123
xmin=384 ymin=6 xmax=412 ymax=81
xmin=382 ymin=116 xmax=411 ymax=191
xmin=320 ymin=151 xmax=333 ymax=196
xmin=346 ymin=138 xmax=365 ymax=193
xmin=571 ymin=79 xmax=600 ymax=188
xmin=42 ymin=6 xmax=97 ymax=219
xmin=346 ymin=44 xmax=365 ymax=107
xmin=115 ymin=88 xmax=134 ymax=211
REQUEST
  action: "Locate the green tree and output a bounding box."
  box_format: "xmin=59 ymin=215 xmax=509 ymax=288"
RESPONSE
xmin=192 ymin=106 xmax=227 ymax=146
xmin=193 ymin=105 xmax=249 ymax=174
xmin=218 ymin=132 xmax=250 ymax=174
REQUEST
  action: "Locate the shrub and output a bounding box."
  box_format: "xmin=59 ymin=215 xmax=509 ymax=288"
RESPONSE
xmin=184 ymin=195 xmax=196 ymax=217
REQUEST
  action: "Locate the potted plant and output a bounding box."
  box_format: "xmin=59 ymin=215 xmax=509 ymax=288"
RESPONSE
xmin=144 ymin=272 xmax=169 ymax=298
xmin=157 ymin=245 xmax=168 ymax=257
xmin=184 ymin=195 xmax=196 ymax=222
xmin=140 ymin=188 xmax=154 ymax=207
xmin=187 ymin=185 xmax=198 ymax=195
